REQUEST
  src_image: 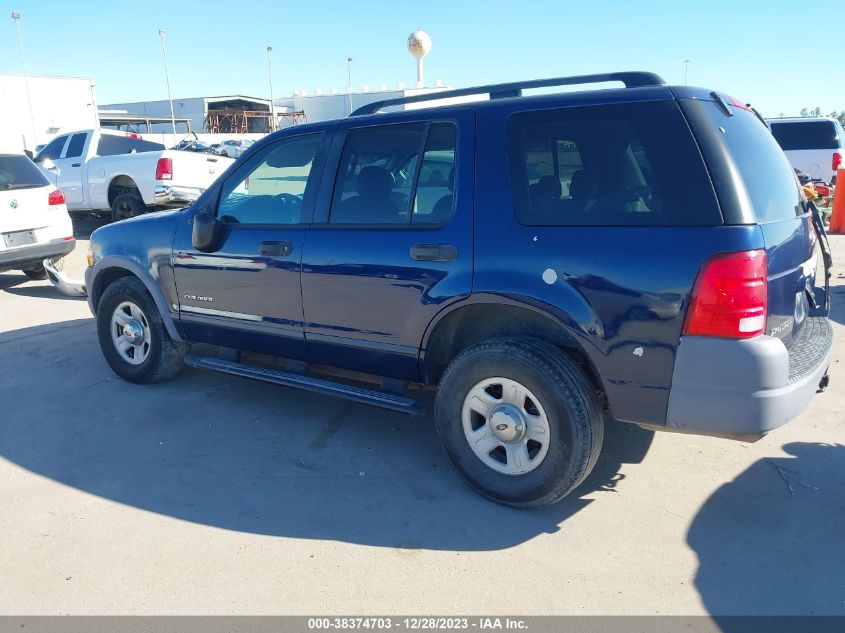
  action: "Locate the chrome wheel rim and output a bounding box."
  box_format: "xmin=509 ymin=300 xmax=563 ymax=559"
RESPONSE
xmin=461 ymin=377 xmax=551 ymax=476
xmin=110 ymin=301 xmax=151 ymax=365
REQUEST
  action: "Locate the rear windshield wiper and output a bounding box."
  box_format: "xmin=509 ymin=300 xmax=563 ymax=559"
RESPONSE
xmin=2 ymin=183 xmax=43 ymax=190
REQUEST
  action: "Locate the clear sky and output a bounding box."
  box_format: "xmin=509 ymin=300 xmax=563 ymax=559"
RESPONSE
xmin=2 ymin=0 xmax=843 ymax=117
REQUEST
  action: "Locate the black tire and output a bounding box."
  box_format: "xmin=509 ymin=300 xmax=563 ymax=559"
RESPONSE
xmin=111 ymin=191 xmax=146 ymax=222
xmin=434 ymin=338 xmax=604 ymax=509
xmin=96 ymin=276 xmax=188 ymax=384
xmin=21 ymin=265 xmax=47 ymax=280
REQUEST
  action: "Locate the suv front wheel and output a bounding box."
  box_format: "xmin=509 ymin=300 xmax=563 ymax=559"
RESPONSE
xmin=96 ymin=276 xmax=188 ymax=383
xmin=434 ymin=338 xmax=603 ymax=508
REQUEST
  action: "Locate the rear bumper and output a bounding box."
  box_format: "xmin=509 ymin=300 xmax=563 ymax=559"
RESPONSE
xmin=154 ymin=185 xmax=202 ymax=207
xmin=0 ymin=238 xmax=75 ymax=271
xmin=666 ymin=320 xmax=832 ymax=439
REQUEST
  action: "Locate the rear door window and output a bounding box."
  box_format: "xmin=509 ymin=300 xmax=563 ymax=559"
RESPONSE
xmin=507 ymin=101 xmax=722 ymax=226
xmin=769 ymin=121 xmax=839 ymax=150
xmin=64 ymin=133 xmax=87 ymax=159
xmin=328 ymin=121 xmax=457 ymax=225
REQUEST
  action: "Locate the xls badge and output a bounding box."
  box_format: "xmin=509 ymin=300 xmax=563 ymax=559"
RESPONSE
xmin=184 ymin=294 xmax=213 ymax=302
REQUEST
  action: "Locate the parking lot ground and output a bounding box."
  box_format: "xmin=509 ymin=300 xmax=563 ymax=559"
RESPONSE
xmin=0 ymin=229 xmax=843 ymax=616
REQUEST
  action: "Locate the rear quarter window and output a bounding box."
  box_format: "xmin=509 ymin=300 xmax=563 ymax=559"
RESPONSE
xmin=700 ymin=105 xmax=803 ymax=223
xmin=507 ymin=100 xmax=722 ymax=226
xmin=769 ymin=121 xmax=839 ymax=150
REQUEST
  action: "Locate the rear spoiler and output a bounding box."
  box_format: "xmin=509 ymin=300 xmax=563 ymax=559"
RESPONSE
xmin=807 ymin=200 xmax=833 ymax=317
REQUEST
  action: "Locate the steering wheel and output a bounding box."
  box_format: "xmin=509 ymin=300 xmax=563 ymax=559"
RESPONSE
xmin=274 ymin=193 xmax=302 ymax=206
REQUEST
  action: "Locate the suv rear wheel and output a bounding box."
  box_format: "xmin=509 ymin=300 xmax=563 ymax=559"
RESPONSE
xmin=434 ymin=338 xmax=603 ymax=508
xmin=96 ymin=276 xmax=188 ymax=383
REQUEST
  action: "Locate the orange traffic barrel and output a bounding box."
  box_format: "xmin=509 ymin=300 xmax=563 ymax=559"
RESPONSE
xmin=830 ymin=168 xmax=845 ymax=234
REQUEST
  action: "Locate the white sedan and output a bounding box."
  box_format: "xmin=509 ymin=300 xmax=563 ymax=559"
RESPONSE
xmin=0 ymin=149 xmax=75 ymax=279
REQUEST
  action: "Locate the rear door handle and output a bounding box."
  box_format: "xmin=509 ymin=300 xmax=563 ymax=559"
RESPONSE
xmin=258 ymin=240 xmax=293 ymax=257
xmin=71 ymin=163 xmax=81 ymax=167
xmin=410 ymin=244 xmax=458 ymax=262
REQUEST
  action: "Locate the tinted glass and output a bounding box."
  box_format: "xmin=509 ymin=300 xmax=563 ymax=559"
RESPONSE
xmin=0 ymin=155 xmax=50 ymax=190
xmin=65 ymin=133 xmax=87 ymax=159
xmin=96 ymin=135 xmax=165 ymax=156
xmin=329 ymin=122 xmax=426 ymax=224
xmin=704 ymin=106 xmax=803 ymax=222
xmin=769 ymin=121 xmax=839 ymax=150
xmin=34 ymin=135 xmax=68 ymax=162
xmin=412 ymin=123 xmax=457 ymax=224
xmin=218 ymin=133 xmax=321 ymax=225
xmin=507 ymin=101 xmax=722 ymax=226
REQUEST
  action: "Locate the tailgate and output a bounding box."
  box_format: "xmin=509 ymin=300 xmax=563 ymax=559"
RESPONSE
xmin=167 ymin=151 xmax=233 ymax=189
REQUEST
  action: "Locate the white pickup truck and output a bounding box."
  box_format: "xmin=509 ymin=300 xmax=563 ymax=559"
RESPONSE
xmin=33 ymin=129 xmax=235 ymax=220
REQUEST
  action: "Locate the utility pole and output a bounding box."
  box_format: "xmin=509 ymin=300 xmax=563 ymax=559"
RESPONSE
xmin=267 ymin=46 xmax=275 ymax=132
xmin=684 ymin=59 xmax=690 ymax=86
xmin=347 ymin=57 xmax=353 ymax=115
xmin=158 ymin=29 xmax=178 ymax=146
xmin=11 ymin=11 xmax=37 ymax=152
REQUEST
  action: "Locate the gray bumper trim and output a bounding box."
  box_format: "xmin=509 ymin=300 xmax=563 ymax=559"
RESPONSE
xmin=666 ymin=328 xmax=832 ymax=438
xmin=0 ymin=238 xmax=75 ymax=270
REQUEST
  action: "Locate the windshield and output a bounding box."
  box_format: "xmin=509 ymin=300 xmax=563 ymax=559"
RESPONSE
xmin=0 ymin=154 xmax=50 ymax=190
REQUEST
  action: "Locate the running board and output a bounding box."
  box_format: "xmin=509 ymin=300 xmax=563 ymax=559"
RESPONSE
xmin=184 ymin=354 xmax=425 ymax=417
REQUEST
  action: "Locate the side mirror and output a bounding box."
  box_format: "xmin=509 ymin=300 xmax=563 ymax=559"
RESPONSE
xmin=192 ymin=209 xmax=223 ymax=253
xmin=41 ymin=159 xmax=57 ymax=171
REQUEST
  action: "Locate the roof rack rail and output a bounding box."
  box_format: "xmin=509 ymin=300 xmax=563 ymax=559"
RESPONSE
xmin=350 ymin=71 xmax=666 ymax=116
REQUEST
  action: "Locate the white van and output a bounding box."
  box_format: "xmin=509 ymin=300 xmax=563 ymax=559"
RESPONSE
xmin=766 ymin=117 xmax=844 ymax=185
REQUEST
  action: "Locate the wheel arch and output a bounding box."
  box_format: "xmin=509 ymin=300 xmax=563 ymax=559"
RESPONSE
xmin=420 ymin=298 xmax=605 ymax=396
xmin=90 ymin=256 xmax=183 ymax=342
xmin=107 ymin=175 xmax=140 ymax=206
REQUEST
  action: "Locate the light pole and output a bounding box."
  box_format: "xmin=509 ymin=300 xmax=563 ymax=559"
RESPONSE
xmin=11 ymin=11 xmax=37 ymax=152
xmin=347 ymin=57 xmax=353 ymax=114
xmin=267 ymin=45 xmax=275 ymax=132
xmin=158 ymin=29 xmax=177 ymax=146
xmin=684 ymin=59 xmax=690 ymax=86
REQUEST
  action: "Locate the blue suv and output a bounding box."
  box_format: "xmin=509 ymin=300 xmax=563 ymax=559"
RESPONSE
xmin=85 ymin=72 xmax=834 ymax=508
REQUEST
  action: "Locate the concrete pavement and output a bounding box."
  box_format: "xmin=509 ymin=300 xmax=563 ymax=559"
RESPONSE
xmin=0 ymin=230 xmax=842 ymax=615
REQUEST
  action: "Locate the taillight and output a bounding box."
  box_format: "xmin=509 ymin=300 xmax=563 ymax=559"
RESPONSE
xmin=48 ymin=189 xmax=65 ymax=206
xmin=156 ymin=157 xmax=173 ymax=181
xmin=683 ymin=250 xmax=768 ymax=338
xmin=833 ymin=151 xmax=842 ymax=172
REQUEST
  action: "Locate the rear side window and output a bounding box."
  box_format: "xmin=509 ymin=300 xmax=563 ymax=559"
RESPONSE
xmin=769 ymin=121 xmax=839 ymax=150
xmin=329 ymin=121 xmax=457 ymax=225
xmin=507 ymin=101 xmax=722 ymax=226
xmin=0 ymin=155 xmax=50 ymax=190
xmin=96 ymin=135 xmax=165 ymax=156
xmin=64 ymin=133 xmax=87 ymax=159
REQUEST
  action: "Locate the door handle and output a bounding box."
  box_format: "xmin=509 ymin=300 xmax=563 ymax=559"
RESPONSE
xmin=71 ymin=163 xmax=81 ymax=167
xmin=410 ymin=244 xmax=458 ymax=262
xmin=258 ymin=240 xmax=293 ymax=257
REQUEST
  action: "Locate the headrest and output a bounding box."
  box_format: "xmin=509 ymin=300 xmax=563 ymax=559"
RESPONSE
xmin=357 ymin=166 xmax=393 ymax=198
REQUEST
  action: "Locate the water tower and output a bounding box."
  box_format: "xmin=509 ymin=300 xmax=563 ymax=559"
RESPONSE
xmin=407 ymin=30 xmax=432 ymax=88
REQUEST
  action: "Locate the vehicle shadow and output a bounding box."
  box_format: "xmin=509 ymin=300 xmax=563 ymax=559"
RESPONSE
xmin=0 ymin=318 xmax=653 ymax=551
xmin=688 ymin=442 xmax=845 ymax=619
xmin=0 ymin=272 xmax=27 ymax=291
xmin=828 ymin=276 xmax=845 ymax=326
xmin=3 ymin=283 xmax=86 ymax=301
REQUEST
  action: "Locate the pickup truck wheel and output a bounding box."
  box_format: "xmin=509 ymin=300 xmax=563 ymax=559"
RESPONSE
xmin=21 ymin=265 xmax=47 ymax=280
xmin=111 ymin=192 xmax=146 ymax=222
xmin=434 ymin=338 xmax=603 ymax=509
xmin=96 ymin=276 xmax=188 ymax=383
